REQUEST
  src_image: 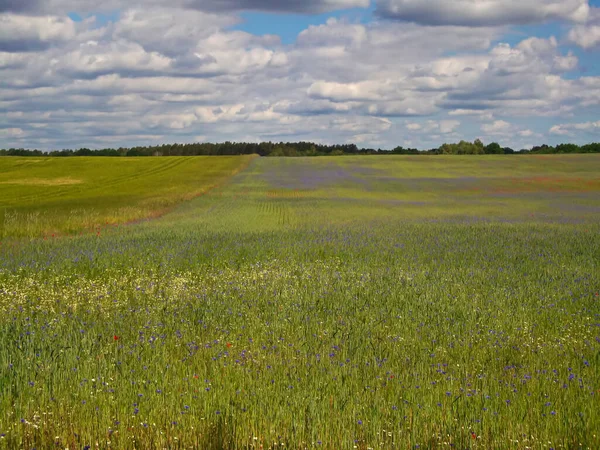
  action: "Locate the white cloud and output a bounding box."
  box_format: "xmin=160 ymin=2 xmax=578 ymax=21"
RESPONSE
xmin=403 ymin=120 xmax=460 ymax=134
xmin=0 ymin=6 xmax=599 ymax=150
xmin=438 ymin=37 xmax=585 ymax=116
xmin=58 ymin=40 xmax=173 ymax=77
xmin=550 ymin=121 xmax=600 ymax=135
xmin=0 ymin=127 xmax=25 ymax=137
xmin=376 ymin=0 xmax=590 ymax=26
xmin=481 ymin=120 xmax=511 ymax=134
xmin=307 ymin=80 xmax=387 ymax=102
xmin=448 ymin=109 xmax=494 ymax=120
xmin=0 ymin=13 xmax=76 ymax=51
xmin=439 ymin=120 xmax=461 ymax=133
xmin=549 ymin=125 xmax=572 ymax=135
xmin=114 ymin=8 xmax=238 ymax=56
xmin=568 ymin=24 xmax=600 ymax=49
xmin=0 ymin=0 xmax=369 ymax=14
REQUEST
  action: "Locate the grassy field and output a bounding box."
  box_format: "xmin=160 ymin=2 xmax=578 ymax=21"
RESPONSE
xmin=0 ymin=156 xmax=255 ymax=238
xmin=1 ymin=155 xmax=599 ymax=449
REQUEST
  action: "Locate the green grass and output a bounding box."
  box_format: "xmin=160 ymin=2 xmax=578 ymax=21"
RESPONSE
xmin=0 ymin=155 xmax=599 ymax=449
xmin=0 ymin=156 xmax=256 ymax=238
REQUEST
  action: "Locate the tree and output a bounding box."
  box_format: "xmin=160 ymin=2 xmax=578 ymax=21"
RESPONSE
xmin=440 ymin=143 xmax=453 ymax=154
xmin=473 ymin=139 xmax=485 ymax=154
xmin=485 ymin=142 xmax=503 ymax=154
xmin=530 ymin=144 xmax=554 ymax=154
xmin=555 ymin=143 xmax=579 ymax=154
xmin=581 ymin=143 xmax=600 ymax=153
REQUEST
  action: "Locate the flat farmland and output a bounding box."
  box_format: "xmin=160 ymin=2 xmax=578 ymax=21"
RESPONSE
xmin=1 ymin=155 xmax=599 ymax=449
xmin=0 ymin=156 xmax=255 ymax=238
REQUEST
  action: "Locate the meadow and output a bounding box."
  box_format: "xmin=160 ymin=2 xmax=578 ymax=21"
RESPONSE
xmin=1 ymin=155 xmax=599 ymax=449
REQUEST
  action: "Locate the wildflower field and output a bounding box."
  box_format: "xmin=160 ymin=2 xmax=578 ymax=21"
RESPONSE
xmin=1 ymin=155 xmax=599 ymax=449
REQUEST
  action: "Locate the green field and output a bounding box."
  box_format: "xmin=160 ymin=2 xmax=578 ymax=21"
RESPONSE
xmin=0 ymin=156 xmax=255 ymax=238
xmin=1 ymin=155 xmax=599 ymax=449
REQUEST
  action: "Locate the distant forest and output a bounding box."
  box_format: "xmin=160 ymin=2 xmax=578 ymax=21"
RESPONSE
xmin=1 ymin=139 xmax=599 ymax=157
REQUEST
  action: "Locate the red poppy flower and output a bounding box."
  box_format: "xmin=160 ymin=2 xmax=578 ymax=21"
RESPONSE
xmin=226 ymin=342 xmax=232 ymax=348
xmin=113 ymin=335 xmax=120 ymax=341
xmin=471 ymin=432 xmax=477 ymax=440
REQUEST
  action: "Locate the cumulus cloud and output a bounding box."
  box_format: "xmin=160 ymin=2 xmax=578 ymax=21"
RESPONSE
xmin=1 ymin=5 xmax=599 ymax=150
xmin=0 ymin=127 xmax=25 ymax=137
xmin=550 ymin=120 xmax=600 ymax=135
xmin=479 ymin=121 xmax=542 ymax=143
xmin=481 ymin=120 xmax=511 ymax=134
xmin=569 ymin=25 xmax=600 ymax=48
xmin=0 ymin=13 xmax=76 ymax=52
xmin=487 ymin=37 xmax=578 ymax=74
xmin=518 ymin=129 xmax=535 ymax=137
xmin=0 ymin=0 xmax=368 ymax=14
xmin=113 ymin=8 xmax=239 ymax=57
xmin=439 ymin=120 xmax=461 ymax=134
xmin=568 ymin=10 xmax=600 ymax=49
xmin=549 ymin=125 xmax=571 ymax=135
xmin=0 ymin=0 xmax=41 ymax=13
xmin=403 ymin=120 xmax=460 ymax=135
xmin=376 ymin=0 xmax=590 ymax=26
xmin=307 ymin=80 xmax=389 ymax=102
xmin=436 ymin=37 xmax=582 ymax=117
xmin=448 ymin=109 xmax=494 ymax=120
xmin=184 ymin=0 xmax=370 ymax=13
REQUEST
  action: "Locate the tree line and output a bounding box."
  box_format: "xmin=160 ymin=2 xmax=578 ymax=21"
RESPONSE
xmin=1 ymin=140 xmax=599 ymax=157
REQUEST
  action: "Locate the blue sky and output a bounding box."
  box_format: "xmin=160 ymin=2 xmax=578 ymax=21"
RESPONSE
xmin=232 ymin=5 xmax=375 ymax=45
xmin=1 ymin=0 xmax=600 ymax=150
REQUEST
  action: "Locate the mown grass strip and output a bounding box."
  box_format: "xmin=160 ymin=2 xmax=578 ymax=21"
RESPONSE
xmin=0 ymin=155 xmax=257 ymax=238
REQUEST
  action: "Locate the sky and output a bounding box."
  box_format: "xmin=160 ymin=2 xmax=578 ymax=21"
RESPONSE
xmin=1 ymin=0 xmax=600 ymax=151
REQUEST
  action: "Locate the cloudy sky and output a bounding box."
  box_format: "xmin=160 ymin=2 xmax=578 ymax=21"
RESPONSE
xmin=1 ymin=0 xmax=600 ymax=150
